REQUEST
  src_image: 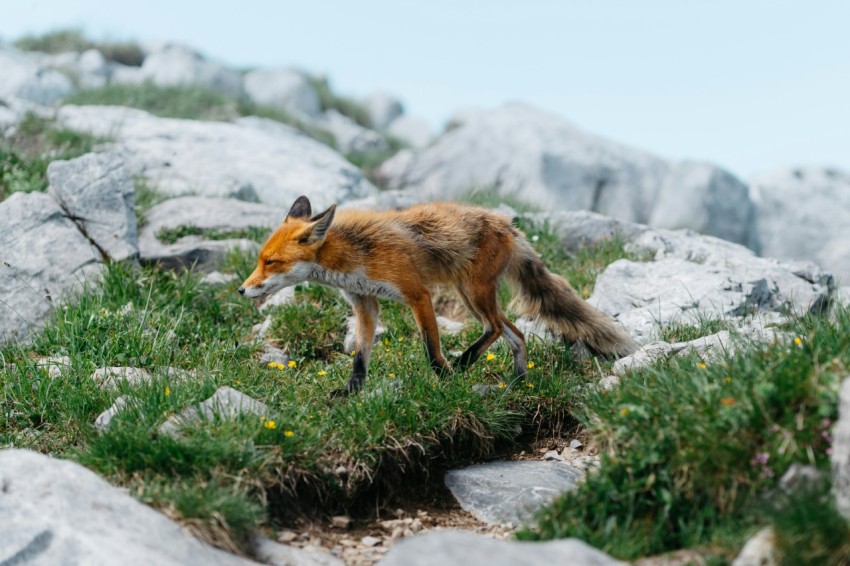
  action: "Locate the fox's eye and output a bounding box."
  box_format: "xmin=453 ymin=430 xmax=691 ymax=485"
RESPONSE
xmin=265 ymin=259 xmax=279 ymax=266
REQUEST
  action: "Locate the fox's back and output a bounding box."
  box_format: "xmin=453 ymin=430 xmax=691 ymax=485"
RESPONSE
xmin=331 ymin=202 xmax=518 ymax=285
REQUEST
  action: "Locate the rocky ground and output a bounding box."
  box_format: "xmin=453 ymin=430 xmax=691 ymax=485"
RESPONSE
xmin=2 ymin=31 xmax=850 ymax=566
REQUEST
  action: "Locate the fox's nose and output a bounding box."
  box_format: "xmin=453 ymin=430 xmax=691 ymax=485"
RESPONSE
xmin=238 ymin=287 xmax=246 ymax=295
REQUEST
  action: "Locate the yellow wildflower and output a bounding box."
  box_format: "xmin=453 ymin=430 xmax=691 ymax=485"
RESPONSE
xmin=260 ymin=416 xmax=266 ymax=421
xmin=383 ymin=338 xmax=389 ymax=346
xmin=317 ymin=370 xmax=328 ymax=376
xmin=264 ymin=419 xmax=277 ymax=430
xmin=619 ymin=407 xmax=630 ymax=417
xmin=388 ymin=373 xmax=396 ymax=379
xmin=582 ymin=288 xmax=590 ymax=298
xmin=486 ymin=353 xmax=496 ymax=361
xmin=525 ymin=382 xmax=534 ymax=389
xmin=165 ymin=387 xmax=171 ymax=396
xmin=725 ymin=376 xmax=732 ymax=383
xmin=527 ymin=362 xmax=535 ymax=369
xmin=267 ymin=361 xmax=277 ymax=368
xmin=497 ymin=382 xmax=507 ymax=390
xmin=284 ymin=430 xmax=295 ymax=438
xmin=275 ymin=362 xmax=285 ymax=370
xmin=398 ymin=337 xmax=404 ymax=342
xmin=288 ymin=360 xmax=297 ymax=368
xmin=698 ymin=362 xmax=707 ymax=369
xmin=794 ymin=336 xmax=803 ymax=347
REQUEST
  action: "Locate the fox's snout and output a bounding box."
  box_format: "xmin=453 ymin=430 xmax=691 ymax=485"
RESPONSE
xmin=237 ymin=287 xmax=246 ymax=295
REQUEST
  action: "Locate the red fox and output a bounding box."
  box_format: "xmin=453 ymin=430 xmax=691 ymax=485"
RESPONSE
xmin=240 ymin=196 xmax=635 ymax=396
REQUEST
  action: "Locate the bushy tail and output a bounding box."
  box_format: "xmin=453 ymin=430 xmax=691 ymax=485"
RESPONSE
xmin=507 ymin=238 xmax=637 ymax=357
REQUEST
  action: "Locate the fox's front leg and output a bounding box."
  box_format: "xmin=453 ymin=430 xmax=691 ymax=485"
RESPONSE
xmin=331 ymin=293 xmax=379 ymax=398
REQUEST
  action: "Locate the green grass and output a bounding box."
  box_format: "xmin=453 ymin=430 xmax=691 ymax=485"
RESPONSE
xmin=657 ymin=317 xmax=737 ymax=344
xmin=519 ymin=307 xmax=849 ymax=563
xmin=0 ymin=225 xmax=630 ymax=551
xmin=14 ymin=28 xmax=144 ymax=66
xmin=134 ymin=179 xmax=169 ymax=227
xmin=1 ymin=113 xmax=106 ymax=200
xmin=155 ymin=225 xmax=271 ymax=245
xmin=64 ymin=83 xmax=338 ymax=149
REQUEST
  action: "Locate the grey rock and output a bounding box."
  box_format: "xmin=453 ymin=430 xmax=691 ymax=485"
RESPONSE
xmin=779 ymin=464 xmax=823 ymax=492
xmin=47 ymin=152 xmax=139 ymax=261
xmin=436 ymin=316 xmax=464 ymax=335
xmin=159 ymin=386 xmax=269 ymax=436
xmin=243 ymin=68 xmax=321 ymax=118
xmin=380 ymin=103 xmax=757 ymax=248
xmin=598 ymin=375 xmax=620 ymax=390
xmin=316 ymin=109 xmax=389 ymax=155
xmin=471 ymin=384 xmax=511 ymax=396
xmin=95 ymin=395 xmax=133 ymax=432
xmin=253 ymin=535 xmax=344 ymax=566
xmin=0 ymin=192 xmax=103 ymax=344
xmin=731 ymin=527 xmax=777 ymax=566
xmin=752 ymin=167 xmax=850 ymax=285
xmin=259 ymin=286 xmax=295 ymax=313
xmin=91 ymin=367 xmax=153 ymax=390
xmin=361 ymin=536 xmax=382 ymax=547
xmin=200 ymin=271 xmax=239 ymax=285
xmin=141 ymin=237 xmax=259 ymax=272
xmin=34 ymin=356 xmax=72 ymax=379
xmin=831 ymin=376 xmax=850 ymax=518
xmin=363 ymin=92 xmax=404 ymax=130
xmin=0 ymin=47 xmax=74 ymax=105
xmin=137 ymin=44 xmax=243 ymax=96
xmin=141 ymin=196 xmax=284 ymax=240
xmin=339 ymin=189 xmax=423 ymax=211
xmin=591 ymin=242 xmax=831 ymax=344
xmin=0 ymin=449 xmax=253 ymax=565
xmin=260 ymin=345 xmax=289 ymax=367
xmin=109 ymin=63 xmax=145 ymax=85
xmin=384 ymin=115 xmax=433 ymax=149
xmin=379 ymin=531 xmax=625 ymax=566
xmin=253 ymin=315 xmax=273 ymax=341
xmin=543 ymin=450 xmax=564 ymax=461
xmin=523 ymin=210 xmax=647 ymax=252
xmin=444 ymin=460 xmax=583 ymax=526
xmin=837 ymin=287 xmax=850 ymax=308
xmin=57 ymin=105 xmax=376 ymax=208
xmin=569 ymin=439 xmax=583 ymax=450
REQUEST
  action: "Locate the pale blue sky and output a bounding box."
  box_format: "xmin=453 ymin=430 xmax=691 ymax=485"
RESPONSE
xmin=3 ymin=0 xmax=848 ymax=177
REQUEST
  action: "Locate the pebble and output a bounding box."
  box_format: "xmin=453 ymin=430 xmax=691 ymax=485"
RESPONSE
xmin=569 ymin=439 xmax=583 ymax=450
xmin=332 ymin=515 xmax=352 ymax=529
xmin=361 ymin=535 xmax=382 ymax=547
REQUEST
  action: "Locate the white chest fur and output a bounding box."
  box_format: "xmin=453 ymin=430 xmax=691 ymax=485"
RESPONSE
xmin=308 ymin=265 xmax=404 ymax=301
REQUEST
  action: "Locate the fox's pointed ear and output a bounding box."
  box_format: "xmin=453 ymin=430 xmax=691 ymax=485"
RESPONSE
xmin=301 ymin=204 xmax=336 ymax=245
xmin=285 ymin=195 xmax=312 ymax=222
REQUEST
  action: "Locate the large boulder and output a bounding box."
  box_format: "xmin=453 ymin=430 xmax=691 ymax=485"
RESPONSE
xmin=380 ymin=531 xmax=625 ymax=566
xmin=0 ymin=47 xmax=73 ymax=105
xmin=57 ymin=105 xmax=377 ymax=208
xmin=0 ymin=449 xmax=254 ymax=565
xmin=379 ymin=103 xmax=757 ymax=249
xmin=316 ymin=109 xmax=389 ymax=155
xmin=384 ymin=115 xmax=433 ymax=150
xmin=47 ymin=152 xmax=139 ymax=262
xmin=243 ymin=68 xmax=321 ymax=118
xmin=362 ymin=92 xmax=404 ymax=131
xmin=134 ymin=44 xmax=243 ymax=96
xmin=0 ymin=193 xmax=103 ymax=344
xmin=752 ymin=166 xmax=850 ymax=285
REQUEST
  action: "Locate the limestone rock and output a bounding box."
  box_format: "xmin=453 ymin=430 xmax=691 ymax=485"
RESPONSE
xmin=316 ymin=109 xmax=389 ymax=155
xmin=136 ymin=44 xmax=243 ymax=96
xmin=34 ymin=355 xmax=72 ymax=379
xmin=752 ymin=166 xmax=850 ymax=285
xmin=339 ymin=189 xmax=423 ymax=211
xmin=0 ymin=47 xmax=73 ymax=105
xmin=91 ymin=367 xmax=153 ymax=390
xmin=0 ymin=449 xmax=253 ymax=565
xmin=57 ymin=105 xmax=376 ymax=208
xmin=200 ymin=271 xmax=239 ymax=285
xmin=380 ymin=103 xmax=757 ymax=248
xmin=260 ymin=345 xmax=289 ymax=367
xmin=0 ymin=192 xmax=103 ymax=344
xmin=141 ymin=237 xmax=259 ymax=272
xmin=243 ymin=68 xmax=321 ymax=118
xmin=380 ymin=531 xmax=626 ymax=566
xmin=253 ymin=535 xmax=344 ymax=566
xmin=444 ymin=461 xmax=583 ymax=526
xmin=831 ymin=376 xmax=850 ymax=518
xmin=259 ymin=286 xmax=296 ymax=313
xmin=159 ymin=386 xmax=269 ymax=436
xmin=95 ymin=395 xmax=133 ymax=432
xmin=731 ymin=527 xmax=777 ymax=566
xmin=47 ymin=152 xmax=139 ymax=261
xmin=363 ymin=92 xmax=404 ymax=130
xmin=384 ymin=115 xmax=433 ymax=149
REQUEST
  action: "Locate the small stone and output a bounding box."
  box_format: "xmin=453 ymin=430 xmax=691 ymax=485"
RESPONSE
xmin=731 ymin=527 xmax=777 ymax=566
xmin=334 ymin=465 xmax=348 ymax=476
xmin=277 ymin=530 xmax=297 ymax=543
xmin=402 ymin=529 xmax=414 ymax=537
xmin=91 ymin=367 xmax=152 ymax=390
xmin=361 ymin=535 xmax=381 ymax=547
xmin=35 ymin=355 xmax=71 ymax=379
xmin=94 ymin=396 xmax=132 ymax=432
xmin=259 ymin=345 xmax=288 ymax=367
xmin=569 ymin=439 xmax=583 ymax=450
xmin=331 ymin=515 xmax=352 ymax=529
xmin=598 ymin=375 xmax=621 ymax=390
xmin=253 ymin=315 xmax=273 ymax=341
xmin=390 ymin=527 xmax=404 ymax=541
xmin=200 ymin=271 xmax=238 ymax=285
xmin=543 ymin=450 xmax=564 ymax=461
xmin=538 ymin=447 xmax=549 ymax=454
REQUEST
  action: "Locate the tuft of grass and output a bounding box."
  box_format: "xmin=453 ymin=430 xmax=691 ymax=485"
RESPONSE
xmin=14 ymin=28 xmax=144 ymax=66
xmin=1 ymin=113 xmax=106 ymax=200
xmin=345 ymin=134 xmax=408 ymax=187
xmin=657 ymin=317 xmax=737 ymax=344
xmin=461 ymin=188 xmax=542 ymax=214
xmin=134 ymin=179 xmax=169 ymax=228
xmin=308 ymin=76 xmax=372 ymax=128
xmin=520 ymin=308 xmax=848 ymax=561
xmin=155 ymin=225 xmax=271 ymax=245
xmin=769 ymin=478 xmax=850 ymax=565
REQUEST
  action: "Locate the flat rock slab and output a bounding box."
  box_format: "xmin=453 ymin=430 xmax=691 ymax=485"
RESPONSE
xmin=57 ymin=105 xmax=376 ymax=208
xmin=159 ymin=386 xmax=268 ymax=436
xmin=0 ymin=449 xmax=254 ymax=565
xmin=444 ymin=460 xmax=583 ymax=526
xmin=379 ymin=531 xmax=625 ymax=566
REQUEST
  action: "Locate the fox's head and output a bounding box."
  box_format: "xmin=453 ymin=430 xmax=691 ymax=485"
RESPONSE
xmin=238 ymin=195 xmax=336 ymax=299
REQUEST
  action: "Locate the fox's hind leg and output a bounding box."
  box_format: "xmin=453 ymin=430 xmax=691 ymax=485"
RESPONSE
xmin=500 ymin=315 xmax=528 ymax=378
xmin=331 ymin=292 xmax=379 ymax=398
xmin=455 ymin=283 xmax=504 ymax=372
